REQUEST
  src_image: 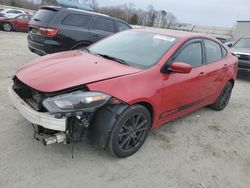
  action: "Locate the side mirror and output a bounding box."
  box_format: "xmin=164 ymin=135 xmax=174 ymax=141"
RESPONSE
xmin=169 ymin=62 xmax=192 ymax=73
xmin=227 ymin=43 xmax=233 ymax=48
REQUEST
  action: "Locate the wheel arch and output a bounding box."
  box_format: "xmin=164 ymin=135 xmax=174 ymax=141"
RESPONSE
xmin=2 ymin=21 xmax=13 ymax=31
xmin=135 ymin=101 xmax=154 ymax=125
xmin=71 ymin=41 xmax=92 ymax=50
xmin=228 ymin=79 xmax=235 ymax=87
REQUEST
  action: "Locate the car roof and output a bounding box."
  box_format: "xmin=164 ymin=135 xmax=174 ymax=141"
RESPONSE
xmin=135 ymin=27 xmax=211 ymax=39
xmin=40 ymin=6 xmax=129 ymax=24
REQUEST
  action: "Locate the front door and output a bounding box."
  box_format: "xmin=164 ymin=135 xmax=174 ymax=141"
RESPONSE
xmin=159 ymin=39 xmax=212 ymax=123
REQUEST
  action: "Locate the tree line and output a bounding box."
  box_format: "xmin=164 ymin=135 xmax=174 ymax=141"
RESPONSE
xmin=0 ymin=0 xmax=178 ymax=28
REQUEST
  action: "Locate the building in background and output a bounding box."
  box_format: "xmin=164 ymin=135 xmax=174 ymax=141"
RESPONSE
xmin=233 ymin=21 xmax=250 ymax=40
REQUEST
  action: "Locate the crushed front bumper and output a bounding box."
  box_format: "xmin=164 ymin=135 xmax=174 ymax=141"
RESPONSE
xmin=8 ymin=87 xmax=66 ymax=131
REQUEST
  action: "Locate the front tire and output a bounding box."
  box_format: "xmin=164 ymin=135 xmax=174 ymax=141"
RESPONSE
xmin=3 ymin=22 xmax=12 ymax=32
xmin=108 ymin=105 xmax=151 ymax=158
xmin=210 ymin=82 xmax=233 ymax=111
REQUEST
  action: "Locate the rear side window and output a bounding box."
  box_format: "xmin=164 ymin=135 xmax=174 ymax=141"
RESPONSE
xmin=92 ymin=18 xmax=114 ymax=32
xmin=32 ymin=9 xmax=57 ymax=23
xmin=204 ymin=39 xmax=222 ymax=63
xmin=117 ymin=22 xmax=130 ymax=32
xmin=174 ymin=42 xmax=203 ymax=68
xmin=62 ymin=14 xmax=91 ymax=27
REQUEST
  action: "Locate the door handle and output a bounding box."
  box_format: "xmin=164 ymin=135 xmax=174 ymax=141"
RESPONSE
xmin=198 ymin=72 xmax=207 ymax=77
xmin=223 ymin=64 xmax=228 ymax=67
xmin=92 ymin=33 xmax=100 ymax=38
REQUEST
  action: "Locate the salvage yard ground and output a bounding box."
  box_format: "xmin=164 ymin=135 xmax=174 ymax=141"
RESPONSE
xmin=0 ymin=31 xmax=250 ymax=188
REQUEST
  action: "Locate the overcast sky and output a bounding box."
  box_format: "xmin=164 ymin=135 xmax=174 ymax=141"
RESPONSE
xmin=98 ymin=0 xmax=250 ymax=27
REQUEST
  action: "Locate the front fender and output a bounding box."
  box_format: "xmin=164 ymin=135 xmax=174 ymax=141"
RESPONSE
xmin=89 ymin=104 xmax=128 ymax=148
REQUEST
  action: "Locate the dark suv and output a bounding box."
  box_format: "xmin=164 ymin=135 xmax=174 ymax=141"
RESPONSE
xmin=27 ymin=6 xmax=131 ymax=55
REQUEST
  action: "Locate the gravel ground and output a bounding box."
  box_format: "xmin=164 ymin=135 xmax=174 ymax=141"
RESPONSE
xmin=0 ymin=31 xmax=249 ymax=188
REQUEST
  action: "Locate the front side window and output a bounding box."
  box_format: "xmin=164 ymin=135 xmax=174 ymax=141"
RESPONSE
xmin=174 ymin=42 xmax=203 ymax=68
xmin=88 ymin=30 xmax=177 ymax=69
xmin=62 ymin=14 xmax=91 ymax=27
xmin=17 ymin=15 xmax=25 ymax=20
xmin=204 ymin=39 xmax=222 ymax=63
xmin=92 ymin=18 xmax=114 ymax=32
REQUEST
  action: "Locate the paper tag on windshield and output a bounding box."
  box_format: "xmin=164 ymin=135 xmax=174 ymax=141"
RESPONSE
xmin=153 ymin=35 xmax=175 ymax=42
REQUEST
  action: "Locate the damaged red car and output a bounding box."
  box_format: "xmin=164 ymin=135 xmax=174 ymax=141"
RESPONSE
xmin=9 ymin=28 xmax=238 ymax=157
xmin=0 ymin=14 xmax=32 ymax=32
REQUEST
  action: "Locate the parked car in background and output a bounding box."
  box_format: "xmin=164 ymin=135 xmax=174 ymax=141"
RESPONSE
xmin=10 ymin=28 xmax=238 ymax=157
xmin=1 ymin=8 xmax=25 ymax=18
xmin=0 ymin=12 xmax=7 ymax=18
xmin=230 ymin=37 xmax=250 ymax=72
xmin=0 ymin=14 xmax=32 ymax=32
xmin=27 ymin=6 xmax=132 ymax=56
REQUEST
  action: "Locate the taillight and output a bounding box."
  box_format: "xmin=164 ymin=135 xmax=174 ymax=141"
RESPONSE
xmin=39 ymin=27 xmax=59 ymax=37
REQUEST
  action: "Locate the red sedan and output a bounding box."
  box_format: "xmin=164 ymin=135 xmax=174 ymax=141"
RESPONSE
xmin=0 ymin=14 xmax=32 ymax=32
xmin=9 ymin=28 xmax=238 ymax=157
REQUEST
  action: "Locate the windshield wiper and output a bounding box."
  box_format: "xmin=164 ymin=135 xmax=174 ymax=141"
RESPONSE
xmin=96 ymin=53 xmax=129 ymax=66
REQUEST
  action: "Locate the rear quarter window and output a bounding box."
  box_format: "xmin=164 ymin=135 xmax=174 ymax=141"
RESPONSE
xmin=62 ymin=14 xmax=91 ymax=27
xmin=32 ymin=9 xmax=57 ymax=23
xmin=204 ymin=39 xmax=222 ymax=63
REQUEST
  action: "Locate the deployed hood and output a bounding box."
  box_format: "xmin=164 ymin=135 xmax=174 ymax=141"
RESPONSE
xmin=16 ymin=50 xmax=142 ymax=92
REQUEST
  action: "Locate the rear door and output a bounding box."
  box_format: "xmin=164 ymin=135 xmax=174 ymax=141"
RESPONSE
xmin=90 ymin=17 xmax=115 ymax=43
xmin=202 ymin=39 xmax=229 ymax=96
xmin=60 ymin=13 xmax=92 ymax=47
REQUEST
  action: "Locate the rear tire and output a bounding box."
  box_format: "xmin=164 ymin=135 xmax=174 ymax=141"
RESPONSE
xmin=210 ymin=82 xmax=233 ymax=111
xmin=108 ymin=105 xmax=151 ymax=158
xmin=3 ymin=22 xmax=12 ymax=32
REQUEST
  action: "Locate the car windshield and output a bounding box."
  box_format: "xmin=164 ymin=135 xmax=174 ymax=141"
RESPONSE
xmin=87 ymin=30 xmax=177 ymax=69
xmin=233 ymin=38 xmax=250 ymax=48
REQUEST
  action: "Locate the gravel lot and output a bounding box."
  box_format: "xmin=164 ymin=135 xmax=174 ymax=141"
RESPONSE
xmin=0 ymin=31 xmax=250 ymax=188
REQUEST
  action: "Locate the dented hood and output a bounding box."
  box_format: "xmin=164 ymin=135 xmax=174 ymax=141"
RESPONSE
xmin=16 ymin=50 xmax=142 ymax=92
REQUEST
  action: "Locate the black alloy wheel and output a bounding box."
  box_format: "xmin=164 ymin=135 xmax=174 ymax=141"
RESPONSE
xmin=108 ymin=105 xmax=151 ymax=158
xmin=210 ymin=82 xmax=233 ymax=111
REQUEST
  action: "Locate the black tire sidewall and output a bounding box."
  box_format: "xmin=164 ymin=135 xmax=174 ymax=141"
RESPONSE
xmin=108 ymin=105 xmax=151 ymax=158
xmin=3 ymin=22 xmax=12 ymax=32
xmin=212 ymin=82 xmax=233 ymax=111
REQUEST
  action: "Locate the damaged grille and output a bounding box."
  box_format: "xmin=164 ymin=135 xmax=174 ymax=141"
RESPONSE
xmin=13 ymin=77 xmax=89 ymax=112
xmin=13 ymin=77 xmax=48 ymax=112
